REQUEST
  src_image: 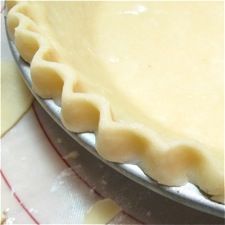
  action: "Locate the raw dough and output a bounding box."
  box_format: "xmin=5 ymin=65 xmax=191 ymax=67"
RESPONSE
xmin=0 ymin=212 xmax=6 ymax=225
xmin=83 ymin=198 xmax=121 ymax=224
xmin=26 ymin=2 xmax=223 ymax=150
xmin=7 ymin=2 xmax=224 ymax=202
xmin=1 ymin=61 xmax=33 ymax=137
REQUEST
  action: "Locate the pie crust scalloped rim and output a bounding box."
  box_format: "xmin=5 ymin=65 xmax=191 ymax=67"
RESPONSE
xmin=6 ymin=1 xmax=224 ymax=203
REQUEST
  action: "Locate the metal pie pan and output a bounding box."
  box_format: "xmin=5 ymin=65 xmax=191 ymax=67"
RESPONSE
xmin=4 ymin=15 xmax=224 ymax=218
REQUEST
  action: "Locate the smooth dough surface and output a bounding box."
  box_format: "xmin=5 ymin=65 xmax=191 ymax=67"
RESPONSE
xmin=1 ymin=61 xmax=33 ymax=137
xmin=83 ymin=198 xmax=121 ymax=224
xmin=28 ymin=2 xmax=223 ymax=151
xmin=7 ymin=1 xmax=224 ymax=201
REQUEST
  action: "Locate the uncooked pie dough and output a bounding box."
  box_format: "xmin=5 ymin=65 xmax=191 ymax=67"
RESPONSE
xmin=0 ymin=212 xmax=6 ymax=225
xmin=83 ymin=198 xmax=121 ymax=224
xmin=1 ymin=61 xmax=33 ymax=137
xmin=7 ymin=1 xmax=224 ymax=202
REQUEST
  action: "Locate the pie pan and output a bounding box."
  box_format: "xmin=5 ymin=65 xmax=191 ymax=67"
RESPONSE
xmin=4 ymin=14 xmax=225 ymax=219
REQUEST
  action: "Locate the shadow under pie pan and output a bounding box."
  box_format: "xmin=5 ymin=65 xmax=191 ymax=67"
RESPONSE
xmin=4 ymin=15 xmax=225 ymax=219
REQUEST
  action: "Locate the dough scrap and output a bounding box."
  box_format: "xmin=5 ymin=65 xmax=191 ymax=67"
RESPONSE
xmin=83 ymin=198 xmax=121 ymax=224
xmin=0 ymin=212 xmax=6 ymax=225
xmin=1 ymin=61 xmax=33 ymax=137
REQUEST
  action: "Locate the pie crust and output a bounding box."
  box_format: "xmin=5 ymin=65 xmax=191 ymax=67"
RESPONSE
xmin=6 ymin=1 xmax=224 ymax=202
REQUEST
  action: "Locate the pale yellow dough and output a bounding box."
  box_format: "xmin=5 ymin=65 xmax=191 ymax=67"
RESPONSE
xmin=83 ymin=198 xmax=121 ymax=224
xmin=1 ymin=61 xmax=33 ymax=137
xmin=7 ymin=2 xmax=224 ymax=202
xmin=0 ymin=212 xmax=6 ymax=225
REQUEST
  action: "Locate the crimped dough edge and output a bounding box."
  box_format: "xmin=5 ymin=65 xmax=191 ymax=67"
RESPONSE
xmin=6 ymin=1 xmax=224 ymax=203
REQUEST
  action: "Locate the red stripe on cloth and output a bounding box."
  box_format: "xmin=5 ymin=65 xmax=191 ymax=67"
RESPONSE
xmin=0 ymin=169 xmax=40 ymax=225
